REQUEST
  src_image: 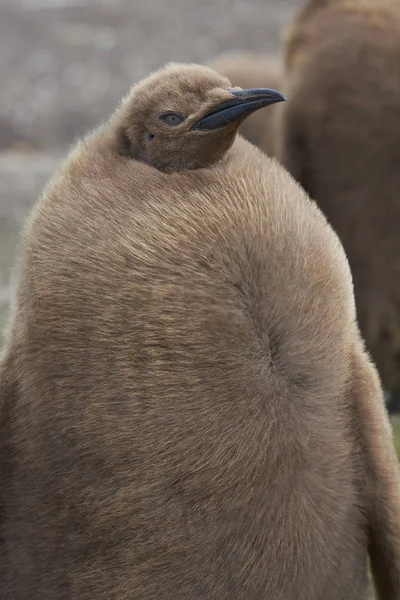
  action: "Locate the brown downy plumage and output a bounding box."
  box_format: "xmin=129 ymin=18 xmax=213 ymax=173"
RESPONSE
xmin=0 ymin=62 xmax=399 ymax=599
xmin=209 ymin=52 xmax=284 ymax=157
xmin=281 ymin=0 xmax=400 ymax=410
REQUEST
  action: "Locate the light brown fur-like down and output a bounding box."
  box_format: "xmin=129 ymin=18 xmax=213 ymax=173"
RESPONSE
xmin=281 ymin=0 xmax=400 ymax=399
xmin=1 ymin=63 xmax=400 ymax=599
xmin=209 ymin=52 xmax=284 ymax=156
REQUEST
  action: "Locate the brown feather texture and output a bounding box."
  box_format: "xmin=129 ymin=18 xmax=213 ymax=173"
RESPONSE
xmin=0 ymin=62 xmax=399 ymax=599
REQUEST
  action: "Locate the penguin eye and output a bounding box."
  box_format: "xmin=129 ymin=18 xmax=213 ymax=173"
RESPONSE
xmin=160 ymin=112 xmax=184 ymax=126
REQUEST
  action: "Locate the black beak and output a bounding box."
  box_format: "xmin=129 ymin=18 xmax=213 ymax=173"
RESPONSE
xmin=190 ymin=88 xmax=286 ymax=131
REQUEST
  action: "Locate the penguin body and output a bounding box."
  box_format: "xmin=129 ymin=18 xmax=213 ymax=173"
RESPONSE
xmin=1 ymin=63 xmax=399 ymax=599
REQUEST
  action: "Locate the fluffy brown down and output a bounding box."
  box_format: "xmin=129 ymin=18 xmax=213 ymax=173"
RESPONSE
xmin=0 ymin=62 xmax=400 ymax=599
xmin=209 ymin=51 xmax=284 ymax=157
xmin=281 ymin=0 xmax=400 ymax=399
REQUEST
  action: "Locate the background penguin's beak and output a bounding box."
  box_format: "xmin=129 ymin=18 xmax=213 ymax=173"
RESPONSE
xmin=190 ymin=88 xmax=286 ymax=131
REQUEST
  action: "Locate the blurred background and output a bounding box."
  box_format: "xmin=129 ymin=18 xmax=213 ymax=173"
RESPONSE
xmin=0 ymin=0 xmax=301 ymax=344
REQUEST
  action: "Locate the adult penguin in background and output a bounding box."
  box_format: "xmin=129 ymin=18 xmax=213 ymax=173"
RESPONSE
xmin=281 ymin=0 xmax=400 ymax=411
xmin=209 ymin=51 xmax=284 ymax=157
xmin=1 ymin=62 xmax=399 ymax=599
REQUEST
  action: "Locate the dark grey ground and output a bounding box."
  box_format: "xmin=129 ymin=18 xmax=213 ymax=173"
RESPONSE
xmin=0 ymin=0 xmax=301 ymax=321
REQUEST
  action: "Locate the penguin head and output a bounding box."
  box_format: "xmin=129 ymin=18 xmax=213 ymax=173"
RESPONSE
xmin=116 ymin=63 xmax=286 ymax=172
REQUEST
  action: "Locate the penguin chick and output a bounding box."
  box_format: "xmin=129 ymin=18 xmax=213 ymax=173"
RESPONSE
xmin=115 ymin=62 xmax=285 ymax=172
xmin=1 ymin=62 xmax=400 ymax=600
xmin=208 ymin=52 xmax=285 ymax=157
xmin=280 ymin=0 xmax=400 ymax=404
